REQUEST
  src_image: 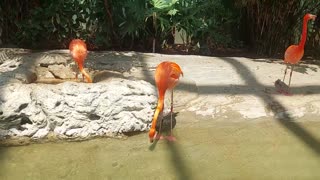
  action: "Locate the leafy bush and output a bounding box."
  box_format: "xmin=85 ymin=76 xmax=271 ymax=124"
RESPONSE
xmin=13 ymin=0 xmax=111 ymax=48
xmin=144 ymin=0 xmax=241 ymax=49
xmin=236 ymin=0 xmax=320 ymax=56
xmin=10 ymin=0 xmax=320 ymax=56
xmin=1 ymin=0 xmax=241 ymax=51
xmin=176 ymin=0 xmax=239 ymax=48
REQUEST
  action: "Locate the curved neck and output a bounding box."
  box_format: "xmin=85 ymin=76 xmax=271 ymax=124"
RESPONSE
xmin=150 ymin=93 xmax=165 ymax=130
xmin=299 ymin=17 xmax=310 ymax=48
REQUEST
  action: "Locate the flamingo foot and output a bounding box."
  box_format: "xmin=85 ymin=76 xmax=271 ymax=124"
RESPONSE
xmin=154 ymin=133 xmax=165 ymax=140
xmin=277 ymin=90 xmax=292 ymax=96
xmin=165 ymin=135 xmax=176 ymax=142
xmin=274 ymin=79 xmax=292 ymax=96
xmin=283 ymin=92 xmax=293 ymax=96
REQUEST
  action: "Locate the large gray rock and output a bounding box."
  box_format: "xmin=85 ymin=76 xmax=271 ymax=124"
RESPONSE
xmin=0 ymin=48 xmax=198 ymax=143
xmin=0 ymin=80 xmax=157 ymax=139
xmin=48 ymin=64 xmax=75 ymax=79
xmin=0 ymin=49 xmax=161 ymax=141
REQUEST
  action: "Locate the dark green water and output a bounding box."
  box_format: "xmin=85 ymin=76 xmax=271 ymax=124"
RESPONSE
xmin=1 ymin=112 xmax=320 ymax=180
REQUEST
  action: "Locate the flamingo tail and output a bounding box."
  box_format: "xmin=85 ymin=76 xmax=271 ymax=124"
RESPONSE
xmin=78 ymin=63 xmax=92 ymax=83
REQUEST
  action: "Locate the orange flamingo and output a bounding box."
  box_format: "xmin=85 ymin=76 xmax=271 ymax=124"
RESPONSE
xmin=69 ymin=39 xmax=93 ymax=83
xmin=282 ymin=13 xmax=316 ymax=90
xmin=149 ymin=61 xmax=183 ymax=143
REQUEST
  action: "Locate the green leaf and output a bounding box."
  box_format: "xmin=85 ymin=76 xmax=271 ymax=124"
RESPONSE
xmin=168 ymin=9 xmax=178 ymax=16
xmin=56 ymin=14 xmax=61 ymax=24
xmin=72 ymin=14 xmax=77 ymax=24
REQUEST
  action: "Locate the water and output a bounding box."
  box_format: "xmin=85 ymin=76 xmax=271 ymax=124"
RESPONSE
xmin=1 ymin=112 xmax=320 ymax=180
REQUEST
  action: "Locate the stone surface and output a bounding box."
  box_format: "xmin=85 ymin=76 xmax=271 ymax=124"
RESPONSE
xmin=0 ymin=49 xmax=159 ymax=140
xmin=134 ymin=54 xmax=320 ymax=120
xmin=48 ymin=64 xmax=75 ymax=79
xmin=1 ymin=48 xmax=320 ymax=141
xmin=0 ymin=80 xmax=157 ymax=139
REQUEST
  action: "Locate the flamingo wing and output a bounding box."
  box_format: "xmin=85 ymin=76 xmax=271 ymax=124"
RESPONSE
xmin=155 ymin=61 xmax=183 ymax=90
xmin=149 ymin=61 xmax=183 ymax=142
xmin=167 ymin=62 xmax=183 ymax=89
xmin=284 ymin=45 xmax=304 ymax=64
xmin=69 ymin=39 xmax=87 ymax=64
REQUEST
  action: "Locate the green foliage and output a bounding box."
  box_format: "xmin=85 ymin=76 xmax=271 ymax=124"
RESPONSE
xmin=13 ymin=0 xmax=110 ymax=48
xmin=3 ymin=0 xmax=320 ymax=56
xmin=235 ymin=0 xmax=320 ymax=56
xmin=173 ymin=0 xmax=239 ymax=48
xmin=143 ymin=0 xmax=240 ymax=48
xmin=1 ymin=0 xmax=240 ymax=50
xmin=115 ymin=0 xmax=148 ymax=48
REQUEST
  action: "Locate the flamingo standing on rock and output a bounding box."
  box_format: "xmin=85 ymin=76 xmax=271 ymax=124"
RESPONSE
xmin=149 ymin=61 xmax=183 ymax=143
xmin=69 ymin=39 xmax=93 ymax=83
xmin=282 ymin=13 xmax=316 ymax=91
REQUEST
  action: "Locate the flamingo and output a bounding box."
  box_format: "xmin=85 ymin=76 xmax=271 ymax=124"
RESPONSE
xmin=149 ymin=61 xmax=183 ymax=143
xmin=69 ymin=39 xmax=93 ymax=83
xmin=282 ymin=13 xmax=316 ymax=91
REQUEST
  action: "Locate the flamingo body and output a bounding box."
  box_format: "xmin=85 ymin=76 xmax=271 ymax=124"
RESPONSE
xmin=282 ymin=13 xmax=316 ymax=89
xmin=284 ymin=45 xmax=304 ymax=65
xmin=149 ymin=61 xmax=183 ymax=143
xmin=69 ymin=39 xmax=92 ymax=83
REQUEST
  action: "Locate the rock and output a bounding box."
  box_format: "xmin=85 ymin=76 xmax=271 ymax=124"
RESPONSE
xmin=36 ymin=67 xmax=55 ymax=79
xmin=0 ymin=50 xmax=25 ymax=84
xmin=0 ymin=79 xmax=157 ymax=140
xmin=32 ymin=128 xmax=50 ymax=139
xmin=0 ymin=57 xmax=22 ymax=72
xmin=8 ymin=128 xmax=21 ymax=136
xmin=38 ymin=53 xmax=69 ymax=67
xmin=65 ymin=128 xmax=81 ymax=137
xmin=0 ymin=129 xmax=9 ymax=139
xmin=48 ymin=64 xmax=75 ymax=79
xmin=20 ymin=124 xmax=39 ymax=137
xmin=90 ymin=121 xmax=101 ymax=131
xmin=14 ymin=70 xmax=37 ymax=84
xmin=54 ymin=126 xmax=67 ymax=135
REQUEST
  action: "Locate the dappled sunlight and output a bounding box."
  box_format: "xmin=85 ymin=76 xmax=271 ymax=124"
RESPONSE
xmin=2 ymin=0 xmax=320 ymax=178
xmin=1 ymin=50 xmax=320 ymax=179
xmin=137 ymin=54 xmax=320 ymax=157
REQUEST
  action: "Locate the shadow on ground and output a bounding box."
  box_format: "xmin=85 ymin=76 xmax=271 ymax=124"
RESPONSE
xmin=139 ymin=54 xmax=320 ymax=176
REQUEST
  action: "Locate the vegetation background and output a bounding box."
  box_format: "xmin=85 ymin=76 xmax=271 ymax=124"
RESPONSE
xmin=1 ymin=0 xmax=320 ymax=58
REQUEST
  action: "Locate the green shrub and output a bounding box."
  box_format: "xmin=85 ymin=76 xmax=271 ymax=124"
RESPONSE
xmin=13 ymin=0 xmax=111 ymax=48
xmin=236 ymin=0 xmax=320 ymax=56
xmin=1 ymin=0 xmax=241 ymax=51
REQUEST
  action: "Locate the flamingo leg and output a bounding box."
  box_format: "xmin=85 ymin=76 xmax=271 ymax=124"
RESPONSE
xmin=288 ymin=64 xmax=295 ymax=87
xmin=166 ymin=89 xmax=176 ymax=142
xmin=75 ymin=63 xmax=80 ymax=81
xmin=170 ymin=90 xmax=173 ymax=135
xmin=154 ymin=112 xmax=164 ymax=140
xmin=283 ymin=64 xmax=289 ymax=82
xmin=75 ymin=71 xmax=79 ymax=80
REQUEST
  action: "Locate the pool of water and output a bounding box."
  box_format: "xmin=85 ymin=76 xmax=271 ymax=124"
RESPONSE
xmin=1 ymin=112 xmax=320 ymax=179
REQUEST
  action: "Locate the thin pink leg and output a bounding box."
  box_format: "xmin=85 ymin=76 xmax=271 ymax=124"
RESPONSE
xmin=283 ymin=64 xmax=288 ymax=82
xmin=166 ymin=90 xmax=176 ymax=142
xmin=288 ymin=64 xmax=294 ymax=87
xmin=153 ymin=111 xmax=164 ymax=141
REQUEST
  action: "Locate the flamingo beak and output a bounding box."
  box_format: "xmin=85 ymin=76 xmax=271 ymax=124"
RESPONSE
xmin=311 ymin=15 xmax=317 ymax=20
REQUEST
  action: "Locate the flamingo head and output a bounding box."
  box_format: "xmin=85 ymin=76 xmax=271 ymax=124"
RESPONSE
xmin=170 ymin=62 xmax=184 ymax=77
xmin=305 ymin=13 xmax=316 ymax=21
xmin=149 ymin=128 xmax=156 ymax=143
